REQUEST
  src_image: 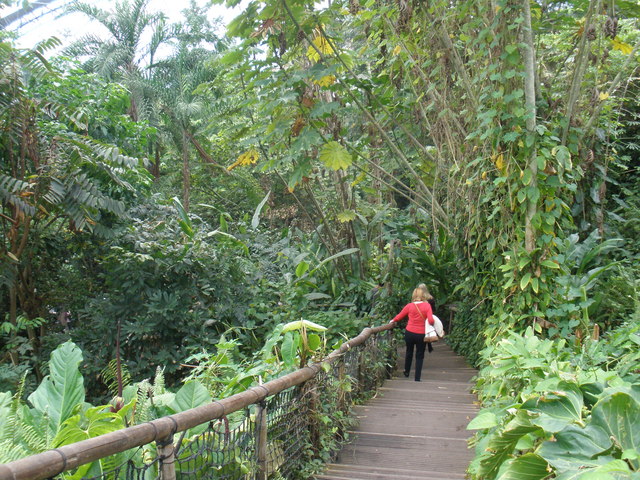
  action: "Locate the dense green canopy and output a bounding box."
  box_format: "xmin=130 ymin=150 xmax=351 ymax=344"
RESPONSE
xmin=0 ymin=0 xmax=638 ymax=477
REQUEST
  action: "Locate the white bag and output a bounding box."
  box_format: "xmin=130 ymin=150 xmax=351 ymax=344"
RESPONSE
xmin=424 ymin=315 xmax=445 ymax=343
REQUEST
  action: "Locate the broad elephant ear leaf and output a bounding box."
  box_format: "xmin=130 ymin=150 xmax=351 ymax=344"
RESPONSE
xmin=522 ymin=381 xmax=584 ymax=433
xmin=28 ymin=341 xmax=85 ymax=438
xmin=538 ymin=424 xmax=614 ymax=472
xmin=281 ymin=331 xmax=299 ymax=369
xmin=495 ymin=453 xmax=549 ymax=480
xmin=590 ymin=392 xmax=640 ymax=470
xmin=169 ymin=381 xmax=212 ymax=436
xmin=54 ymin=404 xmax=126 ymax=447
xmin=170 ymin=380 xmax=211 ymax=413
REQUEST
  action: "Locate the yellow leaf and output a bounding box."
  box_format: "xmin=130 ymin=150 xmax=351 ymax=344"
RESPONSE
xmin=337 ymin=210 xmax=356 ymax=222
xmin=351 ymin=171 xmax=366 ymax=187
xmin=465 ymin=179 xmax=473 ymax=186
xmin=531 ymin=4 xmax=542 ymax=19
xmin=611 ymin=38 xmax=633 ymax=55
xmin=227 ymin=148 xmax=260 ymax=171
xmin=493 ymin=153 xmax=505 ymax=171
xmin=599 ymin=92 xmax=610 ymax=101
xmin=481 ymin=171 xmax=488 ymax=180
xmin=392 ymin=45 xmax=401 ymax=56
xmin=314 ymin=75 xmax=336 ymax=87
xmin=306 ymin=35 xmax=335 ymax=62
xmin=319 ymin=141 xmax=352 ymax=170
xmin=306 ymin=45 xmax=320 ymax=62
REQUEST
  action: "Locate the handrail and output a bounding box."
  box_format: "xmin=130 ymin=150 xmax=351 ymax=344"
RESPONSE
xmin=0 ymin=323 xmax=394 ymax=480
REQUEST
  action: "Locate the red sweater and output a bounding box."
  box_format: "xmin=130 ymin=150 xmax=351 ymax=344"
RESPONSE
xmin=392 ymin=302 xmax=434 ymax=334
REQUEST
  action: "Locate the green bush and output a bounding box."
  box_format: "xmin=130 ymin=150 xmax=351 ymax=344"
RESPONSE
xmin=467 ymin=327 xmax=640 ymax=480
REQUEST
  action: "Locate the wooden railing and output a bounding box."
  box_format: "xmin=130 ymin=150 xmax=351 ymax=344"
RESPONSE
xmin=0 ymin=324 xmax=396 ymax=480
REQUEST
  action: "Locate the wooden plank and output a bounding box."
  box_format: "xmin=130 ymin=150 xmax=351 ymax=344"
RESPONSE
xmin=314 ymin=342 xmax=478 ymax=480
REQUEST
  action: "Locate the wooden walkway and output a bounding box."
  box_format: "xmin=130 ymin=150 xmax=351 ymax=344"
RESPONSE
xmin=315 ymin=342 xmax=478 ymax=480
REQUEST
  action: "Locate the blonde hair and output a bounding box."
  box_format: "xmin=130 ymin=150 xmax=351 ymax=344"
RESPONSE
xmin=411 ymin=287 xmax=427 ymax=302
xmin=415 ymin=283 xmax=434 ymax=302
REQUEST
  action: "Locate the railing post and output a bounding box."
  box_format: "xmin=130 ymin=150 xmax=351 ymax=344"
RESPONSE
xmin=337 ymin=361 xmax=346 ymax=411
xmin=157 ymin=435 xmax=176 ymax=480
xmin=255 ymin=400 xmax=268 ymax=480
xmin=358 ymin=345 xmax=366 ymax=395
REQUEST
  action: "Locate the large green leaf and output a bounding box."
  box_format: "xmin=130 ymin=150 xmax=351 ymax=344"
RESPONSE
xmin=314 ymin=247 xmax=360 ymax=271
xmin=591 ymin=392 xmax=640 ymax=469
xmin=281 ymin=332 xmax=298 ymax=368
xmin=282 ymin=319 xmax=328 ymax=332
xmin=495 ymin=453 xmax=549 ymax=480
xmin=477 ymin=411 xmax=541 ymax=480
xmin=259 ymin=323 xmax=285 ymax=361
xmin=523 ymin=382 xmax=584 ymax=433
xmin=170 ymin=381 xmax=211 ymax=413
xmin=295 ymin=261 xmax=310 ymax=278
xmin=538 ymin=424 xmax=613 ymax=472
xmin=307 ymin=333 xmax=322 ymax=351
xmin=54 ymin=405 xmax=125 ymax=446
xmin=28 ymin=341 xmax=85 ymax=437
xmin=467 ymin=411 xmax=499 ymax=430
xmin=172 ymin=196 xmax=194 ymax=238
xmin=0 ymin=392 xmax=11 ymax=423
xmin=554 ymin=460 xmax=633 ymax=480
xmin=319 ymin=141 xmax=352 ymax=170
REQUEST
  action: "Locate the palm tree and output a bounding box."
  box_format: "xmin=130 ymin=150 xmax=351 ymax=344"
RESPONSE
xmin=150 ymin=29 xmax=223 ymax=210
xmin=65 ymin=0 xmax=172 ymax=120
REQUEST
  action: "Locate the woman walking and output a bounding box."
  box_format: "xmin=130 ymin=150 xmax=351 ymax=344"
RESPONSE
xmin=389 ymin=286 xmax=435 ymax=382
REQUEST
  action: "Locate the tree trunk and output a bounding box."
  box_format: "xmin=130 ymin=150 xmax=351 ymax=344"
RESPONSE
xmin=522 ymin=0 xmax=538 ymax=253
xmin=153 ymin=143 xmax=161 ymax=180
xmin=182 ymin=131 xmax=190 ymax=212
xmin=562 ymin=0 xmax=600 ymax=145
xmin=8 ymin=286 xmax=19 ymax=365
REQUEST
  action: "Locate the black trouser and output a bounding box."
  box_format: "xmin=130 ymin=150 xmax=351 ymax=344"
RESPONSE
xmin=404 ymin=330 xmax=427 ymax=381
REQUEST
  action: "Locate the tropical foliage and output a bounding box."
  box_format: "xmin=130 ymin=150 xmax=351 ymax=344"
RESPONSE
xmin=1 ymin=0 xmax=639 ymax=477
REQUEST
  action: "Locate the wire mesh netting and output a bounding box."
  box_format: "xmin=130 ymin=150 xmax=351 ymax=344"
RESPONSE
xmin=50 ymin=328 xmax=397 ymax=480
xmin=173 ymin=412 xmax=257 ymax=479
xmin=258 ymin=387 xmax=309 ymax=479
xmin=80 ymin=445 xmax=161 ymax=480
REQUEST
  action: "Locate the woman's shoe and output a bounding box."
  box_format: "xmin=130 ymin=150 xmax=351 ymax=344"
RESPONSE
xmin=403 ymin=371 xmax=410 ymax=377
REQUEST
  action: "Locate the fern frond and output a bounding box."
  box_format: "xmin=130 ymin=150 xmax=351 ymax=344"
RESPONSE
xmin=153 ymin=367 xmax=165 ymax=394
xmin=100 ymin=359 xmax=132 ymax=398
xmin=0 ymin=440 xmax=29 ymax=464
xmin=20 ymin=421 xmax=48 ymax=453
xmin=134 ymin=380 xmax=153 ymax=424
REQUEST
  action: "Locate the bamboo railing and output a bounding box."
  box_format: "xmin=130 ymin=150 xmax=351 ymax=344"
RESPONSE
xmin=0 ymin=323 xmax=396 ymax=480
